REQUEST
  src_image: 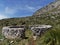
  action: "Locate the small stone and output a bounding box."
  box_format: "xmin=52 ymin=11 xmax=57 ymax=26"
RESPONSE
xmin=10 ymin=41 xmax=14 ymax=43
xmin=0 ymin=39 xmax=4 ymax=41
xmin=33 ymin=36 xmax=37 ymax=40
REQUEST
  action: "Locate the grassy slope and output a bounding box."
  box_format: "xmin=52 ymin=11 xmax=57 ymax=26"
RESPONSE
xmin=0 ymin=1 xmax=60 ymax=45
xmin=0 ymin=13 xmax=60 ymax=45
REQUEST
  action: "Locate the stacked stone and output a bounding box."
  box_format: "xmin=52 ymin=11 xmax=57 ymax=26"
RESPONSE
xmin=2 ymin=26 xmax=25 ymax=39
xmin=30 ymin=25 xmax=52 ymax=36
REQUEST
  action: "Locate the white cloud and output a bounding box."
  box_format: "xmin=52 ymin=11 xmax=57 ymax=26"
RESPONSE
xmin=25 ymin=5 xmax=35 ymax=11
xmin=26 ymin=5 xmax=42 ymax=12
xmin=0 ymin=14 xmax=8 ymax=19
xmin=5 ymin=7 xmax=16 ymax=15
xmin=0 ymin=5 xmax=42 ymax=19
xmin=25 ymin=5 xmax=35 ymax=10
xmin=4 ymin=5 xmax=42 ymax=15
xmin=18 ymin=5 xmax=42 ymax=12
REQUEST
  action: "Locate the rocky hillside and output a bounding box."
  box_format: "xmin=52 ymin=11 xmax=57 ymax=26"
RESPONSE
xmin=33 ymin=0 xmax=60 ymax=16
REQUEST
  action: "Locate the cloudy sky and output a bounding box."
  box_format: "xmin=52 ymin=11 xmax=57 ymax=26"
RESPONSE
xmin=0 ymin=0 xmax=55 ymax=19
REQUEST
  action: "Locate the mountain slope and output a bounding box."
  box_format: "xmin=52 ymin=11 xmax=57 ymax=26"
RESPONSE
xmin=0 ymin=0 xmax=60 ymax=45
xmin=33 ymin=0 xmax=60 ymax=16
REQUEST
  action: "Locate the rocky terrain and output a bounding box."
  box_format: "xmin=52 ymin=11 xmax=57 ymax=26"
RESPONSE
xmin=33 ymin=0 xmax=60 ymax=16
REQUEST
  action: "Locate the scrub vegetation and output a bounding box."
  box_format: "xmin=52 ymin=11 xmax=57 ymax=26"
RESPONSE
xmin=0 ymin=0 xmax=60 ymax=45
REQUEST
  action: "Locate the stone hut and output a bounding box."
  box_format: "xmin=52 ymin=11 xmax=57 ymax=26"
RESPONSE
xmin=2 ymin=26 xmax=25 ymax=39
xmin=30 ymin=25 xmax=52 ymax=36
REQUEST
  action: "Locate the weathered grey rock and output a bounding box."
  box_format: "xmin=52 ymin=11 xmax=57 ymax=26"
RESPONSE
xmin=2 ymin=26 xmax=25 ymax=39
xmin=33 ymin=0 xmax=60 ymax=16
xmin=30 ymin=25 xmax=52 ymax=36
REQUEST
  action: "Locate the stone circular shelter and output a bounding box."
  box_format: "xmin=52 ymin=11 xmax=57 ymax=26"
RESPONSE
xmin=2 ymin=26 xmax=25 ymax=39
xmin=30 ymin=25 xmax=52 ymax=36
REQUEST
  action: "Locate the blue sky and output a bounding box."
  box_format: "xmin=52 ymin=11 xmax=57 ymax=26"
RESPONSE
xmin=0 ymin=0 xmax=55 ymax=19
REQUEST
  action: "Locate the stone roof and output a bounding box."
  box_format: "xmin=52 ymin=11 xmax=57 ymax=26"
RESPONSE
xmin=30 ymin=25 xmax=52 ymax=30
xmin=2 ymin=25 xmax=25 ymax=30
